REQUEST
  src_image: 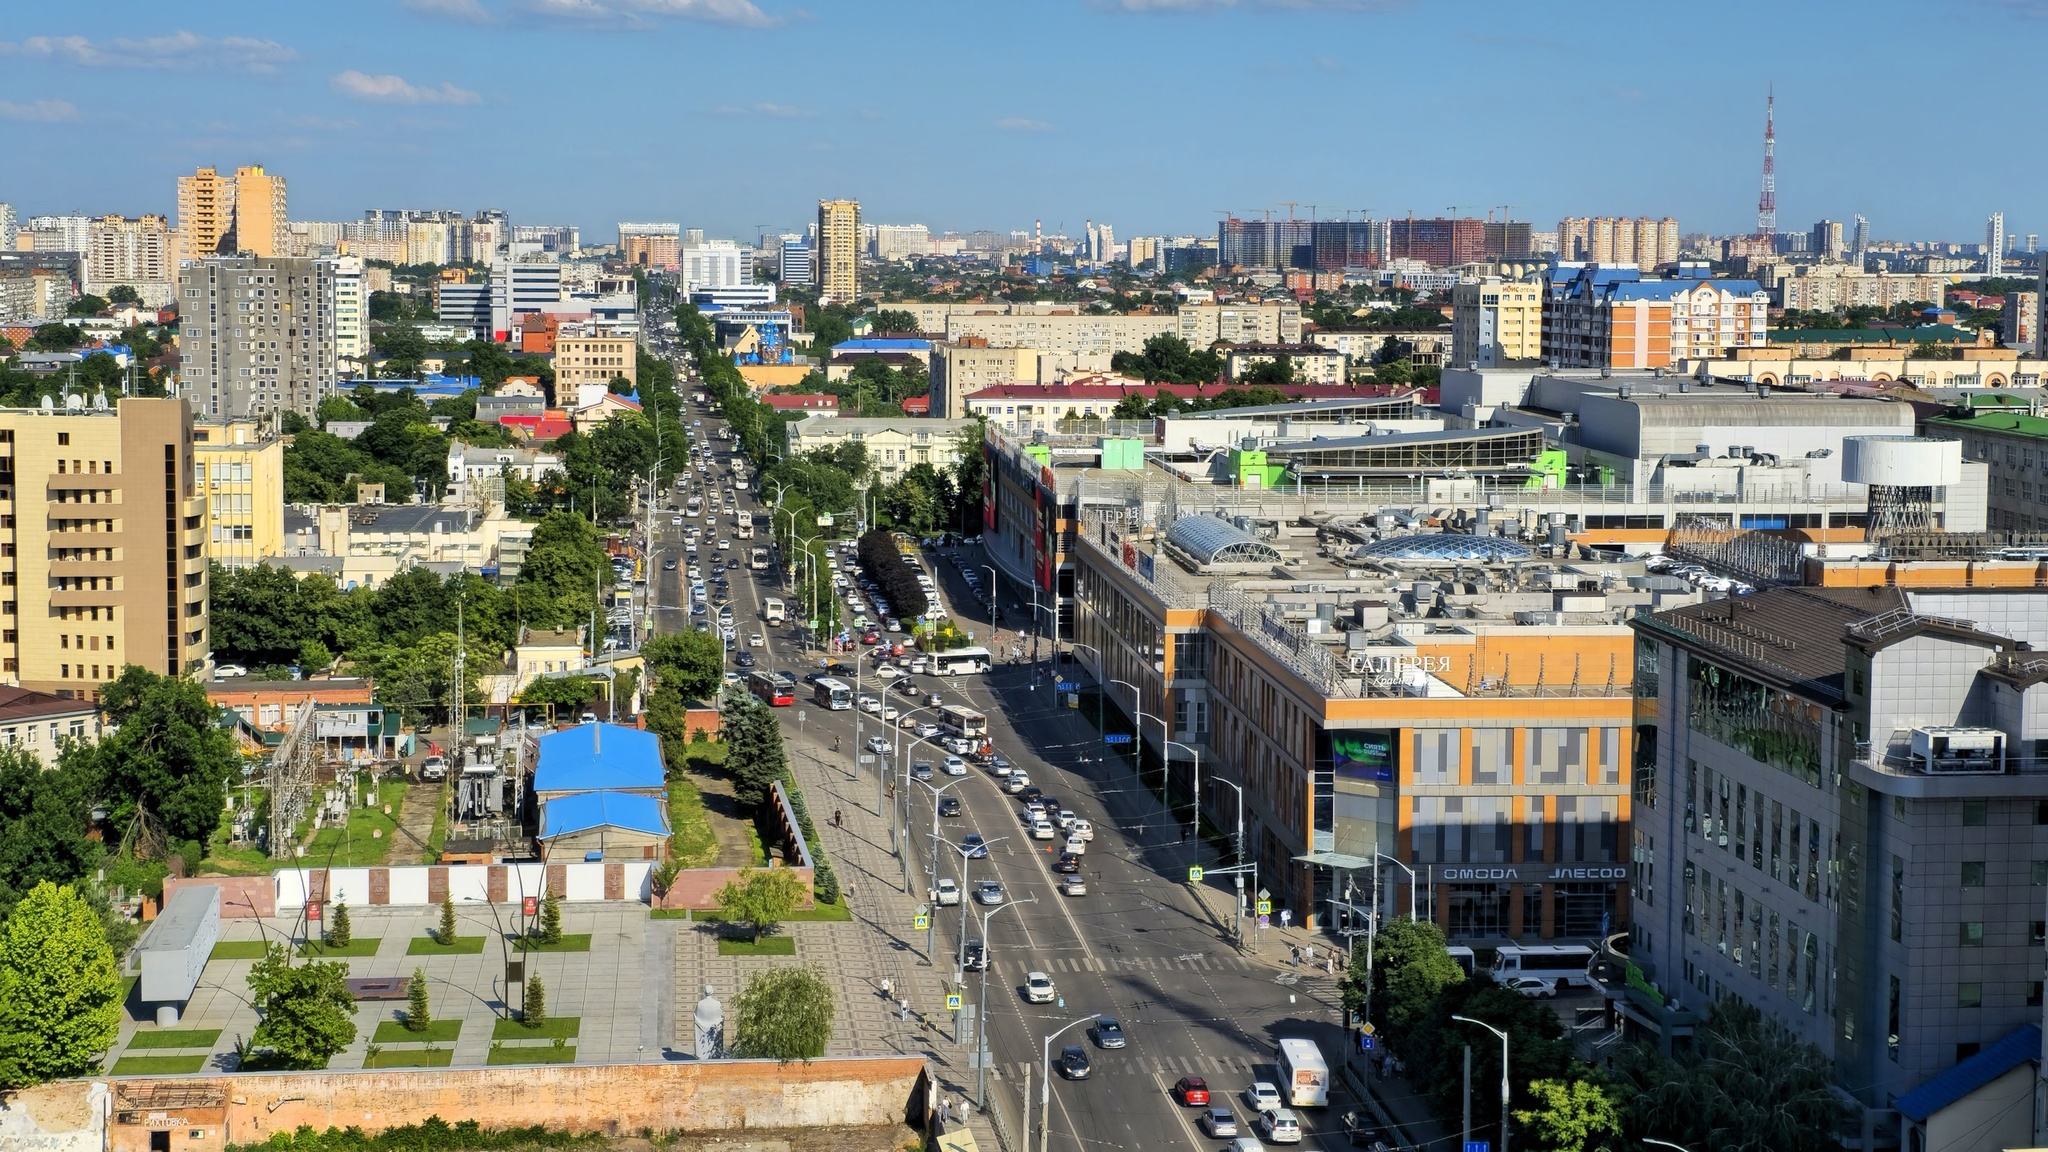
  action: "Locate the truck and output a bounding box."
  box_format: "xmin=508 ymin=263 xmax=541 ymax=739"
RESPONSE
xmin=763 ymin=597 xmax=786 ymax=626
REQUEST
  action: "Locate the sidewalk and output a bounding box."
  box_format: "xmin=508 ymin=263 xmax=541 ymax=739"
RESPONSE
xmin=786 ymin=736 xmax=1006 ymax=1151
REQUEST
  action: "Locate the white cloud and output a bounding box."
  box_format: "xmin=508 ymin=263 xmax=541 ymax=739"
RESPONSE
xmin=330 ymin=70 xmax=482 ymax=105
xmin=996 ymin=117 xmax=1053 ymax=132
xmin=714 ymin=101 xmax=813 ymax=118
xmin=0 ymin=30 xmax=297 ymax=73
xmin=1102 ymin=0 xmax=1403 ymax=10
xmin=403 ymin=0 xmax=495 ymax=21
xmin=0 ymin=98 xmax=79 ymax=122
xmin=518 ymin=0 xmax=777 ymax=25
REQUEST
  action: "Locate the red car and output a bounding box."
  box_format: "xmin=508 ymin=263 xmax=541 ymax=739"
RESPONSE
xmin=862 ymin=630 xmax=881 ymax=645
xmin=1173 ymin=1075 xmax=1210 ymax=1106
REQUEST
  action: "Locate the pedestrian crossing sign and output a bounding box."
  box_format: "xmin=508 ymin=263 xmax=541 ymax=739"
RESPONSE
xmin=1187 ymin=866 xmax=1204 ymax=884
xmin=1256 ymin=899 xmax=1272 ymax=915
xmin=946 ymin=993 xmax=962 ymax=1011
xmin=914 ymin=913 xmax=929 ymax=930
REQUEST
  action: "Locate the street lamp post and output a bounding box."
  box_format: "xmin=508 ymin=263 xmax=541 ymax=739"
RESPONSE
xmin=1165 ymin=738 xmax=1202 ymax=840
xmin=1067 ymin=641 xmax=1107 ymax=736
xmin=1375 ymin=851 xmax=1421 ymax=922
xmin=979 ymin=565 xmax=997 ymax=623
xmin=1039 ymin=1013 xmax=1100 ymax=1152
xmin=1451 ymin=1014 xmax=1510 ymax=1152
xmin=972 ymin=896 xmax=1033 ymax=1107
xmin=1642 ymin=1142 xmax=1692 ymax=1152
xmin=905 ymin=775 xmax=964 ymax=962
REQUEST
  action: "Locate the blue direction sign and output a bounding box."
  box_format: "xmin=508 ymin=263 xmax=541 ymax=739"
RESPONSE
xmin=1103 ymin=734 xmax=1134 ymax=745
xmin=1465 ymin=1144 xmax=1491 ymax=1152
xmin=1361 ymin=1035 xmax=1375 ymax=1051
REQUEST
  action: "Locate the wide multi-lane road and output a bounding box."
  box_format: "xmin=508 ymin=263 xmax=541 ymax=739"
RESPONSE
xmin=651 ymin=405 xmax=1365 ymax=1152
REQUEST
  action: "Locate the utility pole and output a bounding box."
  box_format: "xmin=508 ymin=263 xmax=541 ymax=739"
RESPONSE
xmin=1462 ymin=1044 xmax=1472 ymax=1150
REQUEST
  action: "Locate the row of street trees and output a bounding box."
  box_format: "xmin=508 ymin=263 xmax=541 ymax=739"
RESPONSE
xmin=1347 ymin=920 xmax=1839 ymax=1152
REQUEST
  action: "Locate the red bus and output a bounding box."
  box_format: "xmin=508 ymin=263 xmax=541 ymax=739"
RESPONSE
xmin=747 ymin=670 xmax=796 ymax=706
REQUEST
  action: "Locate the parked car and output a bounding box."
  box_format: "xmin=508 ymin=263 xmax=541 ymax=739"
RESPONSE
xmin=1504 ymin=975 xmax=1559 ymax=999
xmin=418 ymin=755 xmax=447 ymax=781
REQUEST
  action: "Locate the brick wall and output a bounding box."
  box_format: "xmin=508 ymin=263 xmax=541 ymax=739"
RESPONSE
xmin=105 ymin=1057 xmax=925 ymax=1152
xmin=162 ymin=874 xmax=274 ymax=918
xmin=654 ymin=864 xmax=815 ymax=911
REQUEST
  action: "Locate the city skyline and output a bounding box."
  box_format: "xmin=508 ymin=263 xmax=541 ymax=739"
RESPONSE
xmin=0 ymin=0 xmax=2040 ymax=245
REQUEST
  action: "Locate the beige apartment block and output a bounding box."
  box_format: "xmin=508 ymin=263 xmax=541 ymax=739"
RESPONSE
xmin=193 ymin=418 xmax=284 ymax=568
xmin=555 ymin=331 xmax=637 ymax=391
xmin=1452 ymin=276 xmax=1544 ymax=367
xmin=175 ymin=166 xmax=235 ymax=262
xmin=931 ymin=341 xmax=1039 ymax=418
xmin=817 ymin=199 xmax=862 ymax=303
xmin=0 ymin=397 xmax=208 ymax=698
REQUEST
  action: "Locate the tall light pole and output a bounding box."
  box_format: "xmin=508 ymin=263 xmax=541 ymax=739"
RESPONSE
xmin=1376 ymin=851 xmax=1421 ymax=922
xmin=1451 ymin=1014 xmax=1510 ymax=1152
xmin=1211 ymin=776 xmax=1253 ymax=947
xmin=979 ymin=564 xmax=997 ymax=623
xmin=1642 ymin=1142 xmax=1692 ymax=1152
xmin=1040 ymin=1013 xmax=1100 ymax=1152
xmin=1165 ymin=738 xmax=1201 ymax=840
xmin=933 ymin=833 xmax=1009 ymax=974
xmin=905 ymin=774 xmax=964 ymax=961
xmin=972 ymin=895 xmax=1032 ymax=1107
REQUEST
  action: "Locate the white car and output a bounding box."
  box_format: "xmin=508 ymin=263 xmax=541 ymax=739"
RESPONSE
xmin=880 ymin=704 xmax=900 ymax=722
xmin=1030 ymin=819 xmax=1056 ymax=840
xmin=1058 ymin=874 xmax=1088 ymax=897
xmin=1005 ymin=772 xmax=1031 ymax=794
xmin=942 ymin=736 xmax=975 ymax=755
xmin=1242 ymin=1083 xmax=1282 ymax=1113
xmin=1063 ymin=834 xmax=1087 ymax=856
xmin=930 ymin=878 xmax=961 ymax=907
xmin=915 ymin=722 xmax=941 ymax=739
xmin=1504 ymin=975 xmax=1559 ymax=999
xmin=876 ymin=665 xmax=904 ymax=681
xmin=942 ymin=756 xmax=968 ymax=776
xmin=1024 ymin=971 xmax=1056 ymax=1004
xmin=749 ymin=632 xmax=765 ymax=647
xmin=1257 ymin=1109 xmax=1301 ymax=1144
xmin=859 ymin=695 xmax=880 ymax=713
xmin=866 ymin=736 xmax=891 ymax=755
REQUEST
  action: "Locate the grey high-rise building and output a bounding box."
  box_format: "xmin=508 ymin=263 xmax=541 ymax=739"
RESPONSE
xmin=177 ymin=256 xmax=343 ymax=418
xmin=1850 ymin=215 xmax=1870 ymax=267
xmin=0 ymin=203 xmax=15 ymax=252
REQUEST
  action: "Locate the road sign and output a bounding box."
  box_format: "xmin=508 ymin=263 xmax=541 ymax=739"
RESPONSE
xmin=914 ymin=913 xmax=929 ymax=930
xmin=1361 ymin=1035 xmax=1375 ymax=1051
xmin=1257 ymin=914 xmax=1270 ymax=929
xmin=523 ymin=895 xmax=539 ymax=917
xmin=1256 ymin=899 xmax=1272 ymax=915
xmin=1053 ymin=674 xmax=1065 ymax=685
xmin=1187 ymin=866 xmax=1205 ymax=884
xmin=1362 ymin=1022 xmax=1376 ymax=1036
xmin=946 ymin=993 xmax=962 ymax=1011
xmin=1465 ymin=1143 xmax=1491 ymax=1152
xmin=1103 ymin=733 xmax=1134 ymax=745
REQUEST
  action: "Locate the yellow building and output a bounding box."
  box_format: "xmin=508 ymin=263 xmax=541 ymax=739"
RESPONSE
xmin=231 ymin=165 xmax=288 ymax=257
xmin=817 ymin=198 xmax=862 ymax=303
xmin=1451 ymin=276 xmax=1543 ymax=367
xmin=175 ymin=166 xmax=234 ymax=263
xmin=0 ymin=397 xmax=209 ymax=698
xmin=554 ymin=331 xmax=637 ymax=391
xmin=193 ymin=419 xmax=284 ymax=568
xmin=174 ymin=164 xmax=288 ymax=260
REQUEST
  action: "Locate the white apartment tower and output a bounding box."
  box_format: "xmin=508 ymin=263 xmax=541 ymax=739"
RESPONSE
xmin=1987 ymin=212 xmax=2006 ymax=276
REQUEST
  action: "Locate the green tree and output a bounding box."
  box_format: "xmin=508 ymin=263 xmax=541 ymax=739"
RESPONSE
xmin=64 ymin=294 xmax=109 ymax=319
xmin=1610 ymin=1001 xmax=1838 ymax=1152
xmin=104 ymin=285 xmax=142 ymax=306
xmin=535 ymin=888 xmax=562 ymax=945
xmin=714 ymin=867 xmax=806 ymax=942
xmin=436 ymin=895 xmax=457 ymax=946
xmin=872 ymin=309 xmax=919 ymax=334
xmin=71 ymin=667 xmax=237 ymax=847
xmin=325 ymin=900 xmax=352 ymax=948
xmin=0 ymin=747 xmax=100 ymax=919
xmin=642 ymin=631 xmax=725 ymax=702
xmin=732 ymin=964 xmax=834 ymax=1062
xmin=247 ymin=944 xmax=358 ymax=1069
xmin=516 ymin=512 xmax=610 ymax=636
xmin=1236 ymin=355 xmax=1295 ymax=386
xmin=1346 ymin=916 xmax=1465 ymax=1033
xmin=521 ymin=974 xmax=546 ymax=1027
xmin=404 ymin=967 xmax=432 ymax=1032
xmin=809 ymin=311 xmax=853 ymax=351
xmin=1515 ymin=1077 xmax=1623 ymax=1152
xmin=720 ymin=687 xmax=789 ymax=807
xmin=1109 ymin=333 xmax=1224 ymax=385
xmin=0 ymin=881 xmax=122 ymax=1087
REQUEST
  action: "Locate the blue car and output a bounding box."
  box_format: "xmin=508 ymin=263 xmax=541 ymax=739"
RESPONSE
xmin=963 ymin=833 xmax=988 ymax=858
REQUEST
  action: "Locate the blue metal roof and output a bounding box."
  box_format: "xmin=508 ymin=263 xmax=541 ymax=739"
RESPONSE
xmin=539 ymin=790 xmax=670 ymax=838
xmin=1895 ymin=1024 xmax=2039 ymax=1122
xmin=835 ymin=338 xmax=932 ymax=352
xmin=1610 ymin=282 xmax=1686 ymax=303
xmin=532 ymin=723 xmax=665 ymax=794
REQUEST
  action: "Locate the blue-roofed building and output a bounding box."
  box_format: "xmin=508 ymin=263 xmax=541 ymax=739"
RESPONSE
xmin=1541 ymin=261 xmax=1769 ymax=370
xmin=1893 ymin=1024 xmax=2037 ymax=1152
xmin=537 ymin=789 xmax=671 ymax=860
xmin=531 ymin=722 xmax=665 ymax=800
xmin=828 ymin=336 xmax=935 ymax=381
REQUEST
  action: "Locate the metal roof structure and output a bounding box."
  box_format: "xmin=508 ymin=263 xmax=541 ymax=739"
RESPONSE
xmin=532 ymin=722 xmax=665 ymax=795
xmin=1163 ymin=515 xmax=1283 ymax=567
xmin=1260 ymin=425 xmax=1545 ymax=476
xmin=1352 ymin=534 xmax=1533 ymax=564
xmin=539 ymin=789 xmax=671 ymax=838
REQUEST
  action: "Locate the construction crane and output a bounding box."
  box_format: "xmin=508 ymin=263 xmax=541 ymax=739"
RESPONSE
xmin=1279 ymin=200 xmax=1298 ymax=220
xmin=1305 ymin=204 xmax=1317 ymax=222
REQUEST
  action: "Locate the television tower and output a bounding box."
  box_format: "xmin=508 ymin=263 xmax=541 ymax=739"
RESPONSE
xmin=1755 ymin=86 xmax=1776 ymax=246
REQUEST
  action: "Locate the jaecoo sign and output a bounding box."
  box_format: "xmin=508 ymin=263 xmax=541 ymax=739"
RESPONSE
xmin=1430 ymin=864 xmax=1631 ymax=884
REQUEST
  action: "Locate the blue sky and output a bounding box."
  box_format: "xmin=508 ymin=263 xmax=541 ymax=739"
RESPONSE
xmin=2 ymin=0 xmax=2040 ymax=246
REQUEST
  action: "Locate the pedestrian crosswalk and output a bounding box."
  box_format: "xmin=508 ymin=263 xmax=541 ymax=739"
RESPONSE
xmin=990 ymin=1052 xmax=1274 ymax=1082
xmin=987 ymin=953 xmax=1280 ymax=976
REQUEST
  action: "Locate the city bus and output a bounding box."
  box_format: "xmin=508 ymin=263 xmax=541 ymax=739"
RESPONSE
xmin=747 ymin=670 xmax=795 ymax=707
xmin=685 ymin=494 xmax=703 ymax=517
xmin=762 ymin=597 xmax=786 ymax=625
xmin=1491 ymin=944 xmax=1596 ymax=988
xmin=1277 ymin=1038 xmax=1329 ymax=1107
xmin=927 ymin=646 xmax=993 ymax=676
xmin=938 ymin=704 xmax=988 ymax=739
xmin=813 ymin=677 xmax=854 ymax=710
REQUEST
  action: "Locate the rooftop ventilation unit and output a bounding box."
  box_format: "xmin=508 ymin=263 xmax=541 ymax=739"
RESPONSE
xmin=1908 ymin=726 xmax=2006 ymax=775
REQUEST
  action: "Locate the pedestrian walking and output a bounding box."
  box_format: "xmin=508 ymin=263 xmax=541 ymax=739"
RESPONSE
xmin=1325 ymin=956 xmax=1335 ymax=977
xmin=898 ymin=997 xmax=911 ymax=1021
xmin=881 ymin=977 xmax=893 ymax=1000
xmin=834 ymin=808 xmax=844 ymax=828
xmin=940 ymin=1099 xmax=952 ymax=1124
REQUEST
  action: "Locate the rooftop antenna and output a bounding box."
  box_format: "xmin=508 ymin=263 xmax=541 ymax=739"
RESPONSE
xmin=1755 ymin=85 xmax=1777 ymax=245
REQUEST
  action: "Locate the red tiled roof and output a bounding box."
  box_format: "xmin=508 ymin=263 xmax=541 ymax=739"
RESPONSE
xmin=901 ymin=395 xmax=931 ymax=415
xmin=762 ymin=394 xmax=839 ymax=411
xmin=502 ymin=415 xmax=574 ymax=442
xmin=964 ymin=381 xmax=1407 ymax=402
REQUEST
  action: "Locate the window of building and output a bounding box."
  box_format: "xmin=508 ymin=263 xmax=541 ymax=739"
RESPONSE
xmin=1959 ymin=982 xmax=1983 ymax=1009
xmin=1891 ymin=856 xmax=1905 ymax=941
xmin=1888 ymin=975 xmax=1901 ymax=1061
xmin=1962 ymin=861 xmax=1986 ymax=887
xmin=1965 ymin=800 xmax=1988 ymax=827
xmin=1960 ymin=921 xmax=1985 ymax=947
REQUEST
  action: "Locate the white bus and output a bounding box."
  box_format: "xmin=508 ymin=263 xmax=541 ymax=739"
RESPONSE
xmin=813 ymin=677 xmax=853 ymax=710
xmin=749 ymin=547 xmax=769 ymax=570
xmin=1276 ymin=1038 xmax=1329 ymax=1107
xmin=938 ymin=704 xmax=988 ymax=739
xmin=763 ymin=597 xmax=786 ymax=626
xmin=1491 ymin=944 xmax=1596 ymax=988
xmin=927 ymin=646 xmax=993 ymax=676
xmin=685 ymin=494 xmax=703 ymax=517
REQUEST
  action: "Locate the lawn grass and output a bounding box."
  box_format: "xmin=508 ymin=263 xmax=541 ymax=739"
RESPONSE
xmin=210 ymin=940 xmax=270 ymax=960
xmin=486 ymin=1043 xmax=576 ymax=1065
xmin=124 ymin=1028 xmax=222 ymax=1050
xmin=717 ymin=935 xmax=795 ymax=956
xmin=201 ymin=829 xmax=277 ymax=876
xmin=424 ymin=779 xmax=450 ymax=863
xmin=301 ymin=779 xmax=410 ymax=868
xmin=667 ymin=772 xmax=719 ymax=869
xmin=491 ymin=1015 xmax=580 ymax=1041
xmin=372 ymin=1019 xmax=462 ymax=1044
xmin=298 ymin=937 xmax=382 ymax=958
xmin=515 ymin=933 xmax=591 ymax=953
xmin=691 ymin=903 xmax=852 ymax=924
xmin=363 ymin=1047 xmax=455 ymax=1069
xmin=406 ymin=935 xmax=486 ymax=955
xmin=112 ymin=1054 xmax=208 ymax=1075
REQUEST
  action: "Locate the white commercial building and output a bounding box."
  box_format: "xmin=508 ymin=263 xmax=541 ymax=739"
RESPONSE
xmin=681 ymin=239 xmax=749 ymax=295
